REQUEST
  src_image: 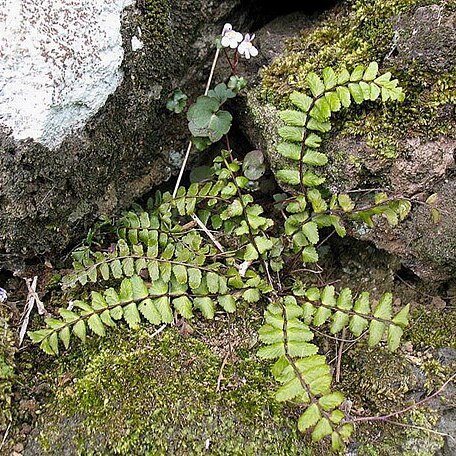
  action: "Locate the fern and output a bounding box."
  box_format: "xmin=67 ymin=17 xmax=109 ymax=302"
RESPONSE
xmin=257 ymin=286 xmax=409 ymax=450
xmin=29 ymin=63 xmax=416 ymax=451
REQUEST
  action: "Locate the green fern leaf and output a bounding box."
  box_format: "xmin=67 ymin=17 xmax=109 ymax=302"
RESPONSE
xmin=348 ymin=83 xmax=364 ymax=104
xmin=392 ymin=304 xmax=410 ymax=327
xmin=218 ymin=295 xmax=236 ymax=313
xmin=302 ymin=222 xmax=319 ymax=244
xmin=331 ymin=432 xmax=344 ymax=451
xmin=124 ymin=303 xmax=141 ymax=329
xmin=277 ymin=142 xmax=301 ymax=160
xmin=275 ymin=377 xmax=304 ymax=402
xmin=302 ymin=150 xmax=328 ymax=166
xmin=368 ymin=320 xmax=386 ymax=347
xmin=194 ymin=297 xmax=215 ymax=319
xmin=350 ymin=64 xmax=365 ymax=82
xmin=110 ymin=259 xmax=123 ymax=279
xmin=276 ymin=169 xmax=300 ymax=186
xmin=100 ymin=309 xmax=116 ymax=328
xmin=278 ymin=126 xmax=304 ymax=142
xmin=312 ymin=418 xmax=333 ymax=442
xmin=337 ymin=68 xmax=350 ymax=85
xmin=257 ymin=342 xmax=285 ymax=359
xmin=325 ymin=91 xmax=341 ymax=112
xmin=302 ymin=246 xmax=319 ymax=263
xmin=321 ymin=286 xmax=336 ymax=307
xmin=73 ymin=320 xmax=87 ymax=343
xmin=173 ymin=296 xmax=193 ymax=319
xmin=298 ymin=403 xmax=321 ymax=432
xmin=310 ymin=98 xmax=331 ymax=122
xmin=363 ymin=62 xmax=378 ymax=81
xmin=307 ymin=72 xmax=325 ymax=97
xmin=290 ymin=91 xmax=312 ymax=112
xmin=88 ymin=314 xmax=106 ymax=337
xmin=304 ymin=133 xmax=322 ymax=148
xmin=330 ymin=312 xmax=349 ymax=334
xmin=318 ymin=392 xmax=345 ymax=411
xmin=302 ymin=171 xmax=325 ymax=187
xmin=336 ymin=86 xmax=351 ymax=107
xmin=59 ymin=327 xmax=71 ymax=350
xmin=138 ymin=299 xmax=162 ymax=325
xmin=307 ymin=118 xmax=331 ymax=133
xmin=322 ymin=67 xmax=337 ymax=90
xmin=374 ymin=293 xmax=392 ymax=319
xmin=279 ymin=110 xmax=307 ymax=126
xmin=313 ymin=307 xmax=332 ymax=326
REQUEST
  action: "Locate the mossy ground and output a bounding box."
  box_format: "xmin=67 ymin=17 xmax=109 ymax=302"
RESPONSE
xmin=23 ymin=308 xmax=314 ymax=456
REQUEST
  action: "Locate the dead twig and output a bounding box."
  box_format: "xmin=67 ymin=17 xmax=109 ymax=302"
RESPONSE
xmin=216 ymin=353 xmax=230 ymax=393
xmin=352 ymin=371 xmax=456 ymax=423
xmin=0 ymin=422 xmax=11 ymax=451
xmin=192 ymin=213 xmax=225 ymax=253
xmin=335 ymin=328 xmax=346 ymax=383
xmin=19 ymin=276 xmax=47 ymax=346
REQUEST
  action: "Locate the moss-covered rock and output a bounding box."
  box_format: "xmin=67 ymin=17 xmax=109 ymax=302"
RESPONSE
xmin=24 ymin=325 xmax=312 ymax=455
xmin=242 ymin=0 xmax=456 ymax=281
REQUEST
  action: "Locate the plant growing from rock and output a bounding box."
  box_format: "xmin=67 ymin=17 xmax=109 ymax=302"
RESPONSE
xmin=29 ymin=23 xmax=436 ymax=452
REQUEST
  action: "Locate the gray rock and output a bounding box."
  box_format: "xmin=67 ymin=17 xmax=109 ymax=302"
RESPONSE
xmin=0 ymin=0 xmax=250 ymax=270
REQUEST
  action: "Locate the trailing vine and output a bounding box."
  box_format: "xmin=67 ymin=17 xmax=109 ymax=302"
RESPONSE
xmin=29 ymin=23 xmax=434 ymax=452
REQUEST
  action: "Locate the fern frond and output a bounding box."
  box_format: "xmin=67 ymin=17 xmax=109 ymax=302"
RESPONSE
xmin=276 ymin=62 xmax=404 ymax=191
xmin=29 ymin=273 xmax=262 ymax=355
xmin=294 ymin=285 xmax=410 ymax=351
xmin=258 ymin=297 xmax=354 ymax=451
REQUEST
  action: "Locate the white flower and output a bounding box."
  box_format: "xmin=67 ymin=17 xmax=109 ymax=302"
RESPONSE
xmin=238 ymin=33 xmax=258 ymax=59
xmin=221 ymin=23 xmax=243 ymax=49
xmin=0 ymin=287 xmax=7 ymax=303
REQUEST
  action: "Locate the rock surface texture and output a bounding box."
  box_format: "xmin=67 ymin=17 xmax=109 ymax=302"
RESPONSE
xmin=242 ymin=0 xmax=456 ymax=282
xmin=0 ymin=0 xmax=248 ymax=270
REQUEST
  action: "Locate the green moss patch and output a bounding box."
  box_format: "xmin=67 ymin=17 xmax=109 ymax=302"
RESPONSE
xmin=27 ymin=326 xmax=312 ymax=455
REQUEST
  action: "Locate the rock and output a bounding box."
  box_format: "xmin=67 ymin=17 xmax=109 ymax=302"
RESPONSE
xmin=0 ymin=0 xmax=251 ymax=270
xmin=241 ymin=0 xmax=456 ymax=282
xmin=24 ymin=326 xmax=310 ymax=455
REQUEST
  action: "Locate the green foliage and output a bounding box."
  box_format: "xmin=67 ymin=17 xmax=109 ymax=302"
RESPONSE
xmin=30 ymin=63 xmax=415 ymax=452
xmin=186 ymin=79 xmax=246 ymax=150
xmin=275 ymin=63 xmax=410 ymax=265
xmin=166 ymin=89 xmax=188 ymax=114
xmin=277 ymin=62 xmax=404 ymax=190
xmin=256 ymin=285 xmax=409 ymax=450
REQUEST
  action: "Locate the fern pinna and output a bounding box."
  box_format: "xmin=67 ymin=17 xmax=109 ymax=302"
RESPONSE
xmin=30 ymin=62 xmax=412 ymax=452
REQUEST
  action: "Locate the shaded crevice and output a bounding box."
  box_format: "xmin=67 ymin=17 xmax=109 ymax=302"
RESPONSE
xmin=247 ymin=0 xmax=341 ymax=29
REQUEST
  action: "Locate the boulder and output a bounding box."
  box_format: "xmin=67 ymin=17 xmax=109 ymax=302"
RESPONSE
xmin=0 ymin=0 xmax=250 ymax=271
xmin=241 ymin=0 xmax=456 ymax=282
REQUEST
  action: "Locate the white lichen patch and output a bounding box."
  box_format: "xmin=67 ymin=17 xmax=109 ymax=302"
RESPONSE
xmin=0 ymin=0 xmax=134 ymax=149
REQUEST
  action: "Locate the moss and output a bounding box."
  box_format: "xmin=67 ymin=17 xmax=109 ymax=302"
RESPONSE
xmin=257 ymin=0 xmax=455 ymax=160
xmin=341 ymin=346 xmax=418 ymax=413
xmin=27 ymin=324 xmax=312 ymax=455
xmin=340 ymin=345 xmax=448 ymax=456
xmin=143 ymin=0 xmax=172 ymax=42
xmin=406 ymin=305 xmax=456 ymax=350
xmin=0 ymin=304 xmax=15 ymax=433
xmin=355 ymin=408 xmax=444 ymax=456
